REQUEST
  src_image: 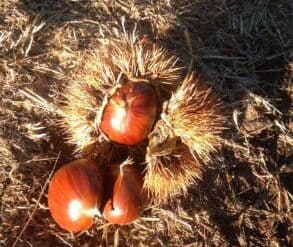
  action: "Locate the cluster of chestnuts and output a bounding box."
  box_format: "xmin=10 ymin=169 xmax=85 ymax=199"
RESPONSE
xmin=48 ymin=29 xmax=225 ymax=232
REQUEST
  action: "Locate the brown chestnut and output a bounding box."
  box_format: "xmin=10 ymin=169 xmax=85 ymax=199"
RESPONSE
xmin=102 ymin=160 xmax=144 ymax=225
xmin=48 ymin=159 xmax=103 ymax=232
xmin=99 ymin=82 xmax=157 ymax=145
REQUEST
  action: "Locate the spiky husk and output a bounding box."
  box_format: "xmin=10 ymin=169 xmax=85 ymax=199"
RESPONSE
xmin=61 ymin=81 xmax=103 ymax=154
xmin=61 ymin=29 xmax=182 ymax=153
xmin=162 ymin=73 xmax=226 ymax=161
xmin=144 ymin=135 xmax=201 ymax=204
xmin=77 ymin=29 xmax=182 ymax=96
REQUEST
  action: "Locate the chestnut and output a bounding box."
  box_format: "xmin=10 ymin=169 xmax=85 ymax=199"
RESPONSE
xmin=102 ymin=160 xmax=144 ymax=225
xmin=99 ymin=82 xmax=158 ymax=145
xmin=48 ymin=159 xmax=103 ymax=232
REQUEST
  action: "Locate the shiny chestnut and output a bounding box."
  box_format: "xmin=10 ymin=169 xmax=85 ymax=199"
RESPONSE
xmin=48 ymin=159 xmax=103 ymax=232
xmin=103 ymin=162 xmax=144 ymax=225
xmin=99 ymin=82 xmax=158 ymax=145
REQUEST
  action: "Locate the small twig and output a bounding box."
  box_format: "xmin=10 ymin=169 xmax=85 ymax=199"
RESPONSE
xmin=133 ymin=221 xmax=155 ymax=232
xmin=113 ymin=229 xmax=120 ymax=247
xmin=222 ymin=139 xmax=248 ymax=152
xmin=156 ymin=209 xmax=192 ymax=231
xmin=265 ymin=49 xmax=293 ymax=61
xmin=182 ymin=25 xmax=193 ymax=56
xmin=267 ymin=10 xmax=286 ymax=47
xmin=201 ymin=55 xmax=247 ymax=61
xmin=12 ymin=152 xmax=60 ymax=247
xmin=19 ymin=88 xmax=65 ymax=116
xmin=119 ymin=157 xmax=134 ymax=176
xmin=50 ymin=232 xmax=74 ymax=247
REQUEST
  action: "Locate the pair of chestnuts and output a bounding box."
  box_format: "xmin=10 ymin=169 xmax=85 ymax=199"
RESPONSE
xmin=48 ymin=158 xmax=144 ymax=232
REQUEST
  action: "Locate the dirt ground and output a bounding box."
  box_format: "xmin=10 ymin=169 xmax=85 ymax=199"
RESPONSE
xmin=0 ymin=0 xmax=292 ymax=246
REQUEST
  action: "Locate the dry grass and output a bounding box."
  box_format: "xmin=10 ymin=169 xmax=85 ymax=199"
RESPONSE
xmin=1 ymin=0 xmax=292 ymax=246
